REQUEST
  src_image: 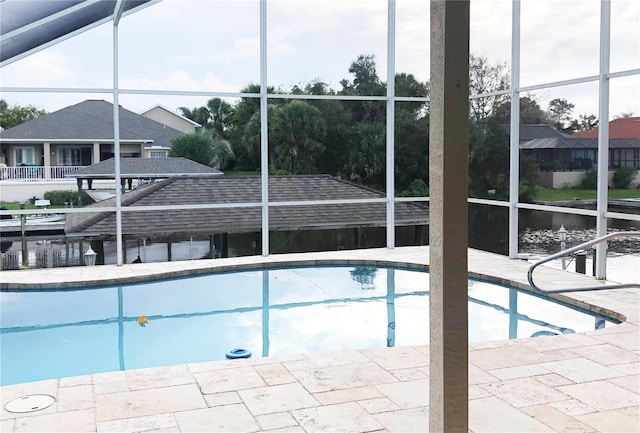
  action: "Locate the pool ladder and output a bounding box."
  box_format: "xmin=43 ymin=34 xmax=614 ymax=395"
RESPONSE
xmin=527 ymin=231 xmax=640 ymax=293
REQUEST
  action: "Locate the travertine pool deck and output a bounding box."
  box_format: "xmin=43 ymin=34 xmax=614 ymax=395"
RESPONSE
xmin=1 ymin=247 xmax=638 ymax=432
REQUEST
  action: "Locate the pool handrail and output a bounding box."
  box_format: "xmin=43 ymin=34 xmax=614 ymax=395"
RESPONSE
xmin=528 ymin=231 xmax=640 ymax=293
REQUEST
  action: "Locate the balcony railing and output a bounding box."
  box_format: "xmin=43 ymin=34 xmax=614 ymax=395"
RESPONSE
xmin=0 ymin=165 xmax=84 ymax=182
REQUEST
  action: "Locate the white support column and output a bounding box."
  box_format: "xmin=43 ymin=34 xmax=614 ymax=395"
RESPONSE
xmin=595 ymin=0 xmax=611 ymax=280
xmin=93 ymin=142 xmax=100 ymax=163
xmin=508 ymin=0 xmax=521 ymax=259
xmin=386 ymin=0 xmax=396 ymax=249
xmin=113 ymin=22 xmax=123 ymax=266
xmin=43 ymin=142 xmax=51 ymax=179
xmin=260 ymin=0 xmax=269 ymax=256
xmin=429 ymin=1 xmax=470 ymax=431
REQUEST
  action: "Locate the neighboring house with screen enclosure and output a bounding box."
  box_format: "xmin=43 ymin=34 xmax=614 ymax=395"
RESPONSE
xmin=519 ymin=118 xmax=640 ymax=188
xmin=0 ymin=99 xmax=188 ymax=180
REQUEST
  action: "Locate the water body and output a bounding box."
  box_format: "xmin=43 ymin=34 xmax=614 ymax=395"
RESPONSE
xmin=469 ymin=203 xmax=639 ymax=257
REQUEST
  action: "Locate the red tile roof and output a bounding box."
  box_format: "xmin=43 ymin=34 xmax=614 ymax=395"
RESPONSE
xmin=574 ymin=117 xmax=640 ymax=139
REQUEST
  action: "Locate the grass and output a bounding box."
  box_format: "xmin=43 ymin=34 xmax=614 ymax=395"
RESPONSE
xmin=1 ymin=202 xmax=37 ymax=211
xmin=534 ymin=188 xmax=640 ymax=202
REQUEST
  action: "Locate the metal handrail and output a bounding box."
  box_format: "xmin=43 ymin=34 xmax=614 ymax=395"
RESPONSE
xmin=528 ymin=231 xmax=640 ymax=293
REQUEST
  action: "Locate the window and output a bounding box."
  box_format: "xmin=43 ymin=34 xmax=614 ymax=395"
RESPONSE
xmin=59 ymin=147 xmax=92 ymax=166
xmin=14 ymin=147 xmax=35 ymax=165
xmin=150 ymin=151 xmax=167 ymax=159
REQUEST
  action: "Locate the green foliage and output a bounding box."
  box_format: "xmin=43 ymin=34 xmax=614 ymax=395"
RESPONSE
xmin=468 ymin=54 xmax=509 ymax=123
xmin=346 ymin=122 xmax=386 ymax=188
xmin=44 ymin=190 xmax=94 ymax=207
xmin=518 ymin=181 xmax=539 ymax=203
xmin=399 ymin=179 xmax=429 ymax=197
xmin=468 ymin=122 xmax=510 ymax=198
xmin=169 ymin=131 xmax=214 ymax=166
xmin=569 ymin=114 xmax=598 ymax=134
xmin=547 ymin=98 xmax=575 ymax=133
xmin=581 ymin=168 xmax=598 ymax=189
xmin=270 ymin=100 xmax=327 ymax=174
xmin=613 ymin=166 xmax=638 ymax=189
xmin=0 ymin=99 xmax=47 ymax=130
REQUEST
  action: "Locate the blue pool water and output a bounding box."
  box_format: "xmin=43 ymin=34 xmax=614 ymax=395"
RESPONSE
xmin=0 ymin=265 xmax=616 ymax=386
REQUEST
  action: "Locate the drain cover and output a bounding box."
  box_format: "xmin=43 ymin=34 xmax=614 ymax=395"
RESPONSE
xmin=4 ymin=394 xmax=56 ymax=413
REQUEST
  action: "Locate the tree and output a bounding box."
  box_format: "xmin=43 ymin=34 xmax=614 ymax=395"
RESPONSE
xmin=346 ymin=122 xmax=386 ymax=188
xmin=547 ymin=98 xmax=575 ymax=132
xmin=206 ymin=98 xmax=234 ymax=138
xmin=270 ymin=100 xmax=327 ymax=174
xmin=340 ymin=54 xmax=386 ymax=123
xmin=177 ymin=106 xmax=209 ymax=127
xmin=0 ymin=100 xmax=47 ymax=130
xmin=569 ymin=114 xmax=598 ymax=133
xmin=493 ymin=95 xmax=548 ymax=125
xmin=169 ymin=131 xmax=214 ymax=166
xmin=468 ymin=55 xmax=510 ymax=124
xmin=210 ymin=138 xmax=235 ymax=170
xmin=170 ymin=130 xmax=235 ymax=169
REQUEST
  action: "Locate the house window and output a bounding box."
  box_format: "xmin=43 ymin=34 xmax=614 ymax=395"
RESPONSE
xmin=59 ymin=147 xmax=92 ymax=166
xmin=150 ymin=151 xmax=167 ymax=159
xmin=14 ymin=147 xmax=35 ymax=165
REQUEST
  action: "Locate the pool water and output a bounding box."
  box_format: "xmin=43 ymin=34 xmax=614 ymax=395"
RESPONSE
xmin=0 ymin=265 xmax=616 ymax=386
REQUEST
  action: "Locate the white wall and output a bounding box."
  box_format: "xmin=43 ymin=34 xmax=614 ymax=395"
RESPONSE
xmin=0 ymin=180 xmax=118 ymax=202
xmin=538 ymin=170 xmax=640 ymax=189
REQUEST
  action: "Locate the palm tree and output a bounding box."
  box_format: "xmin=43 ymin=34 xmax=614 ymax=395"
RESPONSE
xmin=209 ymin=138 xmax=235 ymax=170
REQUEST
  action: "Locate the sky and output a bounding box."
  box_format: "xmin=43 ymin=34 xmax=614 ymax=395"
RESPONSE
xmin=0 ymin=0 xmax=638 ymax=120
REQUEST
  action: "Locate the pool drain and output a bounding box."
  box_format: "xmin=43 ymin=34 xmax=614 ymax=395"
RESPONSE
xmin=4 ymin=394 xmax=56 ymax=413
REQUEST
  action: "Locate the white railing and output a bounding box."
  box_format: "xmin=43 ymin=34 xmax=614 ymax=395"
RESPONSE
xmin=0 ymin=165 xmax=84 ymax=182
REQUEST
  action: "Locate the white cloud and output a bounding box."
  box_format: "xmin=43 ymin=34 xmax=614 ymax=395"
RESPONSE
xmin=0 ymin=0 xmax=637 ymax=118
xmin=0 ymin=51 xmax=77 ymax=88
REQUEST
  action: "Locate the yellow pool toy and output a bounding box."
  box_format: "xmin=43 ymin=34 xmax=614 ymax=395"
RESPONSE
xmin=137 ymin=315 xmax=149 ymax=327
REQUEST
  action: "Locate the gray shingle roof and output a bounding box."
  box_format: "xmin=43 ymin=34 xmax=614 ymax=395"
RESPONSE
xmin=519 ymin=124 xmax=572 ymax=142
xmin=519 ymin=137 xmax=640 ymax=150
xmin=65 ymin=175 xmax=429 ymax=237
xmin=0 ymin=100 xmax=183 ymax=148
xmin=65 ymin=157 xmax=222 ymax=178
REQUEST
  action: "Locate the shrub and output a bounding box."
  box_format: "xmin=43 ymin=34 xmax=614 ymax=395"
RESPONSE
xmin=518 ymin=181 xmax=539 ymax=203
xmin=581 ymin=168 xmax=598 ymax=189
xmin=613 ymin=166 xmax=638 ymax=189
xmin=399 ymin=179 xmax=429 ymax=197
xmin=44 ymin=190 xmax=94 ymax=207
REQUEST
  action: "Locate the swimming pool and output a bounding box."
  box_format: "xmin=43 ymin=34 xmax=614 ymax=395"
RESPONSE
xmin=0 ymin=265 xmax=616 ymax=386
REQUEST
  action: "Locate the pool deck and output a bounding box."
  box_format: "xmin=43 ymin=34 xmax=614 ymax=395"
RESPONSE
xmin=1 ymin=247 xmax=638 ymax=432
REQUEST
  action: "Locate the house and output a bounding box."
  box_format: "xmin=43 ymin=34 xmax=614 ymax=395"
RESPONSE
xmin=139 ymin=104 xmax=201 ymax=134
xmin=0 ymin=99 xmax=186 ymax=170
xmin=519 ymin=119 xmax=640 ymax=188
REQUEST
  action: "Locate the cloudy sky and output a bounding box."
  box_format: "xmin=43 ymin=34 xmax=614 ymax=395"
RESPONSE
xmin=1 ymin=0 xmax=638 ymax=120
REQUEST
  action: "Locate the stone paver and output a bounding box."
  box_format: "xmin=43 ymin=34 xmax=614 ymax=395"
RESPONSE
xmin=239 ymin=383 xmax=320 ymax=416
xmin=557 ymin=380 xmax=640 ymax=411
xmin=94 ymin=384 xmax=206 ymax=422
xmin=576 ymin=406 xmax=640 ymax=433
xmin=12 ymin=409 xmax=95 ymax=433
xmin=539 ymin=358 xmax=625 ymax=382
xmin=1 ymin=247 xmax=638 ymax=433
xmin=479 ymin=377 xmax=570 ymax=408
xmin=174 ymin=404 xmax=260 ymax=433
xmin=470 ymin=397 xmax=555 ymax=432
xmin=291 ymin=402 xmax=383 ymax=432
xmin=373 ymin=406 xmax=429 ymax=432
xmin=521 ymin=404 xmax=596 ymax=433
xmin=96 ymin=413 xmax=177 ymax=433
xmin=375 ymin=379 xmax=429 ymax=409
